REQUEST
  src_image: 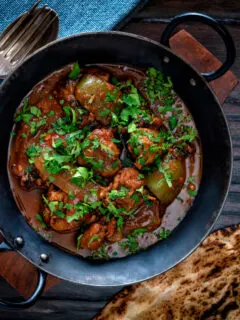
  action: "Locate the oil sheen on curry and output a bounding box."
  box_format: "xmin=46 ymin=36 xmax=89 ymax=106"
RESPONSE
xmin=8 ymin=63 xmax=202 ymax=259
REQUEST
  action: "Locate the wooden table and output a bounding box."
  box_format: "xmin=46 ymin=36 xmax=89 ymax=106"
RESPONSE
xmin=1 ymin=0 xmax=240 ymax=318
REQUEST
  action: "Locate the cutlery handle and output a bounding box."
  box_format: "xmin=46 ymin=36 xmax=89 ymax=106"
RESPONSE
xmin=160 ymin=12 xmax=236 ymax=82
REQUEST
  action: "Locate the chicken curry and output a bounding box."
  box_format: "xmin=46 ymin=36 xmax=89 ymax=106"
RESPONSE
xmin=8 ymin=63 xmax=202 ymax=259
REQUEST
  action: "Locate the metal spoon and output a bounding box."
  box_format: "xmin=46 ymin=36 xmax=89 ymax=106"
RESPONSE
xmin=0 ymin=0 xmax=59 ymax=79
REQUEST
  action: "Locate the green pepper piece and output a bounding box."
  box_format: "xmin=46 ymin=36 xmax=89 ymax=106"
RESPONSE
xmin=146 ymin=159 xmax=186 ymax=205
xmin=75 ymin=74 xmax=121 ymax=125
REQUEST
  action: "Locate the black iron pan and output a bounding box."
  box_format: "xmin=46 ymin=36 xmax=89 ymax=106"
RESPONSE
xmin=0 ymin=13 xmax=235 ymax=309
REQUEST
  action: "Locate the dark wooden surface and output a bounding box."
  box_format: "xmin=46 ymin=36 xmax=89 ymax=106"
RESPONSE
xmin=1 ymin=0 xmax=240 ymax=319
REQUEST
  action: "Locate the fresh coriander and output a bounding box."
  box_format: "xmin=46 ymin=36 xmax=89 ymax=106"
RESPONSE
xmin=36 ymin=213 xmax=47 ymax=228
xmin=69 ymin=61 xmax=80 ymax=79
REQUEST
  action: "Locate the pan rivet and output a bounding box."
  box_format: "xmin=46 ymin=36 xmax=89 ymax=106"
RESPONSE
xmin=15 ymin=236 xmax=24 ymax=247
xmin=40 ymin=253 xmax=49 ymax=262
xmin=190 ymin=78 xmax=196 ymax=86
xmin=163 ymin=56 xmax=170 ymax=63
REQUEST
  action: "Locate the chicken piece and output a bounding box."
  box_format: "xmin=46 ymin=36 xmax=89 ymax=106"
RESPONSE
xmin=99 ymin=167 xmax=145 ymax=213
xmin=128 ymin=128 xmax=163 ymax=169
xmin=49 ymin=214 xmax=80 ymax=232
xmin=75 ymin=74 xmax=122 ymax=125
xmin=106 ymin=218 xmax=123 ymax=243
xmin=53 ymin=79 xmax=77 ymax=103
xmin=43 ymin=132 xmax=67 ymax=148
xmin=78 ymin=128 xmax=121 ymax=178
xmin=79 ymin=112 xmax=96 ymax=129
xmin=36 ymin=96 xmax=62 ymax=116
xmin=28 ymin=67 xmax=71 ymax=105
xmin=80 ymin=221 xmax=107 ymax=250
xmin=47 ymin=188 xmax=68 ymax=202
xmin=41 ymin=187 xmax=77 ymax=232
xmin=123 ymin=201 xmax=162 ymax=236
xmin=65 ymin=196 xmax=99 ymax=225
xmin=42 ymin=203 xmax=80 ymax=233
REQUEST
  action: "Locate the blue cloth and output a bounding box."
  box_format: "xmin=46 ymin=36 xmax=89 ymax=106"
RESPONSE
xmin=0 ymin=0 xmax=142 ymax=38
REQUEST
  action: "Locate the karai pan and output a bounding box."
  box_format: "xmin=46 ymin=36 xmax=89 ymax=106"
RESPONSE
xmin=0 ymin=13 xmax=235 ymax=308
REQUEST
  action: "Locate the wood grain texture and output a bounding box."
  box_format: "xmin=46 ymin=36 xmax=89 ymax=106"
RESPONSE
xmin=169 ymin=29 xmax=238 ymax=104
xmin=0 ymin=252 xmax=61 ymax=299
xmin=136 ymin=0 xmax=240 ymax=21
xmin=1 ymin=1 xmax=240 ymax=319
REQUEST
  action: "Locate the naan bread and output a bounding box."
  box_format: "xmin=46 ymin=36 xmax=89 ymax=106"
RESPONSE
xmin=94 ymin=225 xmax=240 ymax=320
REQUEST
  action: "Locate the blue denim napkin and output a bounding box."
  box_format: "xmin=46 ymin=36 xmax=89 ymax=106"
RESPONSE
xmin=0 ymin=0 xmax=143 ymax=37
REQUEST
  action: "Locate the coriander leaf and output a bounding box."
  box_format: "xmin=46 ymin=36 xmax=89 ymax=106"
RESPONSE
xmin=104 ymin=92 xmax=115 ymax=102
xmin=49 ymin=176 xmax=55 ymax=183
xmin=127 ymin=122 xmax=137 ymax=133
xmin=158 ymin=160 xmax=172 ymax=188
xmin=99 ymin=108 xmax=111 ymax=117
xmin=132 ymin=228 xmax=147 ymax=236
xmin=26 ymin=143 xmax=42 ymax=159
xmin=111 ymin=138 xmax=121 ymax=143
xmin=68 ymin=191 xmax=75 ymax=200
xmin=36 ymin=213 xmax=47 ymax=228
xmin=69 ymin=61 xmax=81 ymax=79
xmin=187 ymin=176 xmax=195 ymax=183
xmin=89 ymin=235 xmax=100 ymax=244
xmin=22 ymin=113 xmax=33 ymax=123
xmin=158 ymin=105 xmax=172 ymax=114
xmin=47 ymin=110 xmax=55 ymax=117
xmin=77 ymin=234 xmax=83 ymax=249
xmin=188 ymin=189 xmax=197 ymax=197
xmin=169 ymin=115 xmax=178 ymax=130
xmin=70 ymin=167 xmax=93 ymax=188
xmin=158 ymin=228 xmax=171 ymax=239
xmin=30 ymin=106 xmax=41 ymax=117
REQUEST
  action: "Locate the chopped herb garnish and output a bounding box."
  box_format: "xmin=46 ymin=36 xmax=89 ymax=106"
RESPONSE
xmin=36 ymin=213 xmax=47 ymax=228
xmin=68 ymin=191 xmax=75 ymax=200
xmin=99 ymin=108 xmax=111 ymax=117
xmin=49 ymin=176 xmax=55 ymax=183
xmin=187 ymin=176 xmax=195 ymax=183
xmin=77 ymin=234 xmax=83 ymax=249
xmin=144 ymin=68 xmax=174 ymax=106
xmin=169 ymin=115 xmax=178 ymax=130
xmin=120 ymin=228 xmax=146 ymax=254
xmin=21 ymin=133 xmax=27 ymax=138
xmin=104 ymin=92 xmax=116 ymax=102
xmin=111 ymin=138 xmax=121 ymax=143
xmin=30 ymin=106 xmax=41 ymax=117
xmin=69 ymin=61 xmax=81 ymax=79
xmin=25 ymin=143 xmax=42 ymax=163
xmin=127 ymin=122 xmax=137 ymax=133
xmin=131 ymin=193 xmax=140 ymax=203
xmin=89 ymin=235 xmax=100 ymax=244
xmin=111 ymin=160 xmax=120 ymax=169
xmin=158 ymin=228 xmax=171 ymax=239
xmin=47 ymin=110 xmax=55 ymax=117
xmin=188 ymin=189 xmax=197 ymax=197
xmin=158 ymin=105 xmax=173 ymax=114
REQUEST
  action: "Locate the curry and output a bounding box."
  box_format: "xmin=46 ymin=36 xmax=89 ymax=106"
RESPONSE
xmin=8 ymin=63 xmax=202 ymax=259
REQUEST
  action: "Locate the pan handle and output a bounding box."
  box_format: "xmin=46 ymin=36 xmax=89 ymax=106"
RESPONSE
xmin=160 ymin=12 xmax=236 ymax=82
xmin=0 ymin=239 xmax=47 ymax=310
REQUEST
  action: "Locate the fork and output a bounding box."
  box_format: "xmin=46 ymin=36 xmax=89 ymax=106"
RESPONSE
xmin=0 ymin=0 xmax=59 ymax=79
